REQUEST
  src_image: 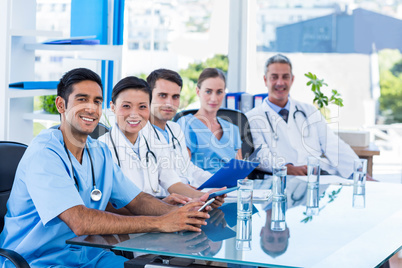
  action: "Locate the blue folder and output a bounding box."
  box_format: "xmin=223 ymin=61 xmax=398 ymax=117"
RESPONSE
xmin=9 ymin=81 xmax=59 ymax=90
xmin=197 ymin=159 xmax=259 ymax=190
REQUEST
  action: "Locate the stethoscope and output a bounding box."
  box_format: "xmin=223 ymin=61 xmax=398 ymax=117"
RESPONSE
xmin=264 ymin=105 xmax=308 ymax=141
xmin=109 ymin=131 xmax=160 ymax=193
xmin=151 ymin=123 xmax=182 ymax=151
xmin=63 ymin=142 xmax=102 ymax=202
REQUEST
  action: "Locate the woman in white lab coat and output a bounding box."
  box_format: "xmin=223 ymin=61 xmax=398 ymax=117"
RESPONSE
xmin=98 ymin=76 xmax=214 ymax=204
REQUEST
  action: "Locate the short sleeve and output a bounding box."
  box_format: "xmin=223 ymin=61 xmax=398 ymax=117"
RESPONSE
xmin=177 ymin=116 xmax=198 ymax=153
xmin=25 ymin=148 xmax=84 ymax=226
xmin=233 ymin=124 xmax=242 ymax=150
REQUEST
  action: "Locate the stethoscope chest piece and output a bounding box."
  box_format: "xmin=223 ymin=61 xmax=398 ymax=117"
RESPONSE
xmin=91 ymin=188 xmax=102 ymax=202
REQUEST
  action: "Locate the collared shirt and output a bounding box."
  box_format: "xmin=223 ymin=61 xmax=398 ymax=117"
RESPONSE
xmin=265 ymin=97 xmax=291 ymax=115
xmin=116 ymin=123 xmax=141 ymax=158
xmin=153 ymin=124 xmax=170 ymax=144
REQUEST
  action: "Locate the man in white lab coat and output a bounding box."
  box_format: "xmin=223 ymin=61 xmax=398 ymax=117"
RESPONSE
xmin=246 ymin=54 xmax=359 ymax=178
xmin=144 ymin=69 xmax=212 ymax=188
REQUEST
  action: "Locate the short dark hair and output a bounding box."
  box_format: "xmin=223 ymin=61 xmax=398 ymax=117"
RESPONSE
xmin=146 ymin=69 xmax=183 ymax=92
xmin=197 ymin=68 xmax=226 ymax=89
xmin=57 ymin=68 xmax=103 ymax=107
xmin=264 ymin=54 xmax=293 ymax=75
xmin=111 ymin=76 xmax=151 ymax=104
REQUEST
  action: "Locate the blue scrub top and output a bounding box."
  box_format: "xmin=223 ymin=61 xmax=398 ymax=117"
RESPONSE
xmin=0 ymin=129 xmax=141 ymax=267
xmin=177 ymin=114 xmax=242 ymax=174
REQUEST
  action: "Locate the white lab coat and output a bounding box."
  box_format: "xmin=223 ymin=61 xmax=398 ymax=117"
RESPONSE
xmin=98 ymin=124 xmax=181 ymax=197
xmin=141 ymin=121 xmax=212 ymax=188
xmin=246 ymin=98 xmax=358 ymax=178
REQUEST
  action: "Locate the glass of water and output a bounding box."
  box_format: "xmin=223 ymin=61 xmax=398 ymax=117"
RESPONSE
xmin=271 ymin=197 xmax=287 ymax=231
xmin=353 ymin=159 xmax=367 ymax=208
xmin=236 ymin=217 xmax=252 ymax=250
xmin=353 ymin=159 xmax=367 ymax=190
xmin=307 ymin=156 xmax=320 ymax=187
xmin=273 ymin=165 xmax=287 ymax=200
xmin=237 ymin=179 xmax=253 ymax=218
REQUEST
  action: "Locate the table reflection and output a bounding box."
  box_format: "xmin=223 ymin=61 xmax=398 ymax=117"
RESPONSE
xmin=260 ymin=203 xmax=290 ymax=257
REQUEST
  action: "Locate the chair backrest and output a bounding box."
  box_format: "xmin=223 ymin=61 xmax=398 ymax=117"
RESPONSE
xmin=173 ymin=108 xmax=254 ymax=159
xmin=0 ymin=141 xmax=28 ymax=230
xmin=50 ymin=123 xmax=110 ymax=139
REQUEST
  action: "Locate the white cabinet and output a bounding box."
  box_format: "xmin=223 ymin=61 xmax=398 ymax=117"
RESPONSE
xmin=0 ymin=0 xmax=122 ymax=144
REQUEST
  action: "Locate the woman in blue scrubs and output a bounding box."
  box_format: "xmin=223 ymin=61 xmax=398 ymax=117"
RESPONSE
xmin=177 ymin=68 xmax=242 ymax=173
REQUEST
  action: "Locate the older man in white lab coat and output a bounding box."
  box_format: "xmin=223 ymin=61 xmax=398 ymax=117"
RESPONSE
xmin=246 ymin=54 xmax=359 ymax=178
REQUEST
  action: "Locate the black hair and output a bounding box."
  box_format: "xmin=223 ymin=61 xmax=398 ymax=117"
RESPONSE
xmin=197 ymin=68 xmax=226 ymax=89
xmin=146 ymin=68 xmax=183 ymax=91
xmin=265 ymin=54 xmax=293 ymax=75
xmin=111 ymin=76 xmax=151 ymax=104
xmin=57 ymin=68 xmax=103 ymax=107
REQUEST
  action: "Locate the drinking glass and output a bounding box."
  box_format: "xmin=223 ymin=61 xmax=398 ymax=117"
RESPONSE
xmin=237 ymin=179 xmax=253 ymax=218
xmin=272 ymin=165 xmax=287 ymax=200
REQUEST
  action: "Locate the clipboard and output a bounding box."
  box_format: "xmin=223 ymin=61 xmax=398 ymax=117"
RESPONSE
xmin=197 ymin=159 xmax=259 ymax=190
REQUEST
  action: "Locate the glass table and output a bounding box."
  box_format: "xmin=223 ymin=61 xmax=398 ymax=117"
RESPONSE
xmin=67 ymin=178 xmax=402 ymax=267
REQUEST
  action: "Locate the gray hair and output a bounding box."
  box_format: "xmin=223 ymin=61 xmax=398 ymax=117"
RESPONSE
xmin=264 ymin=54 xmax=293 ymax=75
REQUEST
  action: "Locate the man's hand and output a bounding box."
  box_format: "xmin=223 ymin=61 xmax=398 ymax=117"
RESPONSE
xmin=286 ymin=164 xmax=307 ymax=175
xmin=158 ymin=201 xmax=210 ymax=232
xmin=162 ymin=193 xmax=191 ymax=205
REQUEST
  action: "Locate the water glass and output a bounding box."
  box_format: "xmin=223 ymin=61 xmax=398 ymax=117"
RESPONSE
xmin=237 ymin=179 xmax=253 ymax=218
xmin=353 ymin=159 xmax=367 ymax=208
xmin=306 ymin=185 xmax=320 ymax=216
xmin=353 ymin=159 xmax=367 ymax=190
xmin=307 ymin=156 xmax=320 ymax=186
xmin=271 ymin=197 xmax=286 ymax=231
xmin=236 ymin=217 xmax=252 ymax=250
xmin=353 ymin=191 xmax=366 ymax=208
xmin=272 ymin=165 xmax=287 ymax=199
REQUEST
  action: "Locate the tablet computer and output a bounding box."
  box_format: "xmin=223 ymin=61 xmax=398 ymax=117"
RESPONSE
xmin=208 ymin=186 xmax=239 ymax=199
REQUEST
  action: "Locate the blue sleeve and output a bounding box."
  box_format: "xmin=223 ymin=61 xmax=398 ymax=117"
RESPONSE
xmin=177 ymin=116 xmax=198 ymax=153
xmin=24 ymin=148 xmax=84 ymax=226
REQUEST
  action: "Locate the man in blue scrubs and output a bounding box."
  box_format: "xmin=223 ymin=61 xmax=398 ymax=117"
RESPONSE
xmin=0 ymin=68 xmax=210 ymax=267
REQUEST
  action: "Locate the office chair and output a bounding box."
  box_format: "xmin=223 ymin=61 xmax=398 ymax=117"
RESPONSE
xmin=50 ymin=122 xmax=110 ymax=139
xmin=0 ymin=141 xmax=30 ymax=268
xmin=173 ymin=108 xmax=269 ymax=178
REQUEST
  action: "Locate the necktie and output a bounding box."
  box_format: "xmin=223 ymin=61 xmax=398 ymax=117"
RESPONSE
xmin=279 ymin=109 xmax=289 ymax=123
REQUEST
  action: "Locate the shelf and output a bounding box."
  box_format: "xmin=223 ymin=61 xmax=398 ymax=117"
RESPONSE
xmin=24 ymin=44 xmax=122 ymax=61
xmin=10 ymin=29 xmax=63 ymax=37
xmin=23 ymin=110 xmax=60 ymax=121
xmin=9 ymin=88 xmax=57 ymax=98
